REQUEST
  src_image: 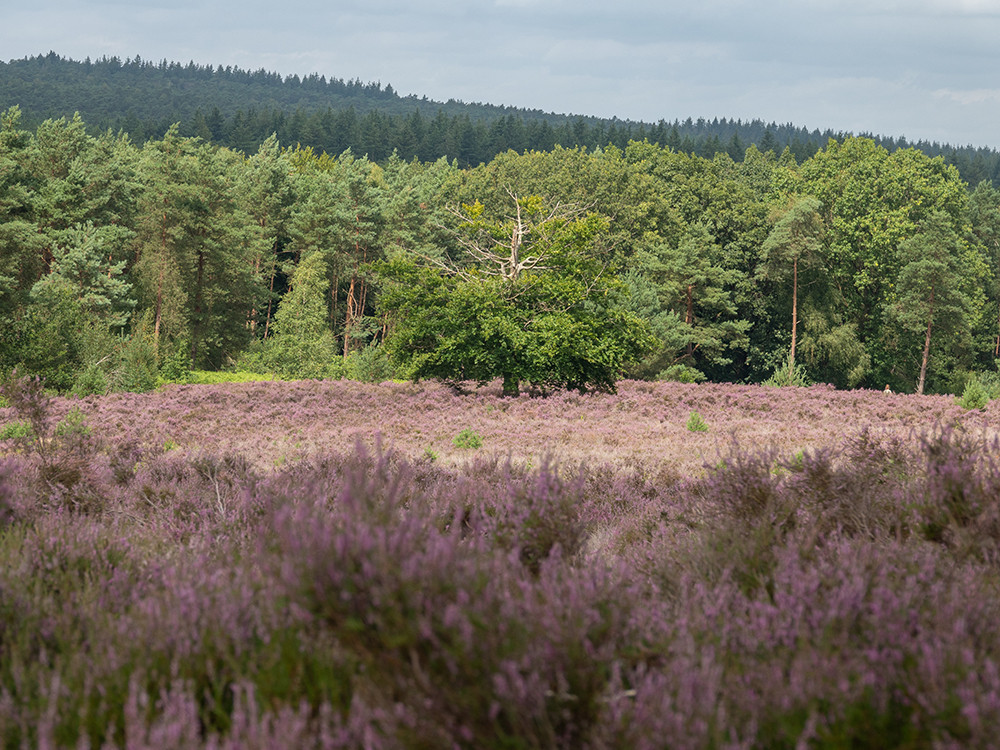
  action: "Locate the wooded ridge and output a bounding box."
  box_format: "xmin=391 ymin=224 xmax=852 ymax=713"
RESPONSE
xmin=4 ymin=52 xmax=999 ymax=183
xmin=4 ymin=54 xmax=1000 ymax=397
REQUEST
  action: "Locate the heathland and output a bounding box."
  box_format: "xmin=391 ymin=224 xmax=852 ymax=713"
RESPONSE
xmin=6 ymin=51 xmax=1000 ymax=748
xmin=3 ymin=376 xmax=1000 ymax=747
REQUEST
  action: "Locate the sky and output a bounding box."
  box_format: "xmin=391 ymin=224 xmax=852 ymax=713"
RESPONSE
xmin=4 ymin=0 xmax=1000 ymax=149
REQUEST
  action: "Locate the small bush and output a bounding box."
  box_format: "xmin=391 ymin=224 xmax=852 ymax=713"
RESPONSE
xmin=686 ymin=411 xmax=709 ymax=432
xmin=452 ymin=428 xmax=484 ymax=449
xmin=186 ymin=370 xmax=279 ymax=385
xmin=343 ymin=343 xmax=396 ymax=383
xmin=0 ymin=421 xmax=33 ymax=441
xmin=159 ymin=338 xmax=192 ymax=382
xmin=656 ymin=364 xmax=707 ymax=383
xmin=763 ymin=361 xmax=811 ymax=387
xmin=70 ymin=362 xmax=109 ymax=397
xmin=957 ymin=376 xmax=991 ymax=410
xmin=55 ymin=407 xmax=92 ymax=439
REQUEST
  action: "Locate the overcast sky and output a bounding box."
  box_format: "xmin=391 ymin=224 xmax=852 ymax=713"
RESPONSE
xmin=4 ymin=0 xmax=1000 ymax=148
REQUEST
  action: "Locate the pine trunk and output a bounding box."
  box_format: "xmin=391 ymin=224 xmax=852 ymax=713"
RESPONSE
xmin=917 ymin=287 xmax=935 ymax=396
xmin=789 ymin=255 xmax=798 ymax=374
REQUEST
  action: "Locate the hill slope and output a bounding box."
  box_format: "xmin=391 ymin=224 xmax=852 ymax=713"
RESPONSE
xmin=3 ymin=52 xmax=999 ymax=181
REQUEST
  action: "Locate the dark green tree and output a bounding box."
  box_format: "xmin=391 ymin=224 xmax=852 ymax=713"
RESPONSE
xmin=628 ymin=222 xmax=748 ymax=379
xmin=378 ymin=195 xmax=651 ymax=395
xmin=238 ymin=251 xmax=338 ymax=379
xmin=760 ymin=197 xmax=825 ymax=376
xmin=887 ymin=212 xmax=981 ymax=394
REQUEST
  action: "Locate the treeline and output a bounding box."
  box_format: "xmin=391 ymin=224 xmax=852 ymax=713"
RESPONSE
xmin=4 ymin=53 xmax=1000 ymax=183
xmin=2 ymin=105 xmax=1000 ymax=396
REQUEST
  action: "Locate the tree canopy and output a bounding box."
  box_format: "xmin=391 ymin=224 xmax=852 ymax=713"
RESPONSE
xmin=1 ymin=103 xmax=997 ymax=396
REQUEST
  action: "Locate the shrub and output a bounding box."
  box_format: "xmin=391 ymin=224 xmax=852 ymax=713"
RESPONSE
xmin=686 ymin=411 xmax=709 ymax=432
xmin=186 ymin=370 xmax=279 ymax=385
xmin=763 ymin=361 xmax=811 ymax=387
xmin=343 ymin=343 xmax=396 ymax=383
xmin=452 ymin=428 xmax=483 ymax=449
xmin=0 ymin=420 xmax=33 ymax=441
xmin=957 ymin=376 xmax=991 ymax=410
xmin=159 ymin=337 xmax=192 ymax=382
xmin=110 ymin=325 xmax=159 ymax=393
xmin=656 ymin=364 xmax=707 ymax=383
xmin=70 ymin=361 xmax=109 ymax=397
xmin=0 ymin=372 xmax=106 ymax=513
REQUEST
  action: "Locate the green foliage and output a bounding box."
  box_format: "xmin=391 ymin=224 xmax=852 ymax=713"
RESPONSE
xmin=763 ymin=362 xmax=811 ymax=388
xmin=0 ymin=420 xmax=33 ymax=441
xmin=9 ymin=287 xmax=88 ymax=392
xmin=111 ymin=321 xmax=159 ymax=393
xmin=886 ymin=211 xmax=978 ymax=395
xmin=237 ymin=252 xmax=339 ymax=380
xmin=686 ymin=411 xmax=710 ymax=432
xmin=0 ymin=101 xmax=996 ymax=394
xmin=630 ymin=221 xmax=750 ymax=378
xmin=379 ymin=198 xmax=653 ymax=396
xmin=343 ymin=344 xmax=396 ymax=383
xmin=656 ymin=364 xmax=707 ymax=383
xmin=185 ymin=370 xmax=279 ymax=385
xmin=55 ymin=407 xmax=92 ymax=439
xmin=159 ymin=338 xmax=193 ymax=383
xmin=70 ymin=362 xmax=109 ymax=397
xmin=30 ymin=221 xmax=135 ymax=329
xmin=452 ymin=428 xmax=484 ymax=450
xmin=957 ymin=377 xmax=991 ymax=410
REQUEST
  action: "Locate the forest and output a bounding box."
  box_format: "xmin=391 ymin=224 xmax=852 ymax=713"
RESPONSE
xmin=3 ymin=93 xmax=1000 ymax=397
xmin=5 ymin=52 xmax=1000 ymax=183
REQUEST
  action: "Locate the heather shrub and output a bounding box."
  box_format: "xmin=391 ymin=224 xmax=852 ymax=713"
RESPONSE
xmin=478 ymin=459 xmax=589 ymax=574
xmin=780 ymin=439 xmax=912 ymax=541
xmin=0 ymin=458 xmax=18 ymax=525
xmin=4 ymin=380 xmax=1000 ymax=747
xmin=693 ymin=444 xmax=785 ymax=522
xmin=129 ymin=448 xmax=258 ymax=533
xmin=0 ymin=372 xmax=110 ymax=513
xmin=266 ymin=457 xmax=644 ymax=748
xmin=916 ymin=428 xmax=1000 ymax=563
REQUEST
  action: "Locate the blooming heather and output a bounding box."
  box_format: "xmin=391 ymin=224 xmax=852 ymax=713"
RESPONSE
xmin=0 ymin=379 xmax=999 ymax=746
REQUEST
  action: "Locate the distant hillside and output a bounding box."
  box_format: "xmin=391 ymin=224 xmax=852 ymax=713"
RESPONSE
xmin=3 ymin=52 xmax=999 ymax=183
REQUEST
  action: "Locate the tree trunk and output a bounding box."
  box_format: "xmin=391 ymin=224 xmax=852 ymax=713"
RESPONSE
xmin=995 ymin=300 xmax=999 ymax=358
xmin=190 ymin=248 xmax=205 ymax=365
xmin=685 ymin=284 xmax=694 ymax=359
xmin=789 ymin=255 xmax=798 ymax=374
xmin=153 ymin=209 xmax=168 ymax=352
xmin=917 ymin=287 xmax=934 ymax=396
xmin=262 ymin=261 xmax=278 ymax=341
xmin=343 ymin=276 xmax=357 ymax=359
xmin=502 ymin=373 xmax=519 ymax=397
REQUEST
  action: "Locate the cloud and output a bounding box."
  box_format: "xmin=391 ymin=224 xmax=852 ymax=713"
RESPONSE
xmin=3 ymin=0 xmax=1000 ymax=147
xmin=932 ymin=88 xmax=1000 ymax=105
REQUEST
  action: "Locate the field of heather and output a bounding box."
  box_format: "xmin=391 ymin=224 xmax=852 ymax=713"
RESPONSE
xmin=2 ymin=378 xmax=1000 ymax=748
xmin=30 ymin=378 xmax=998 ymax=472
